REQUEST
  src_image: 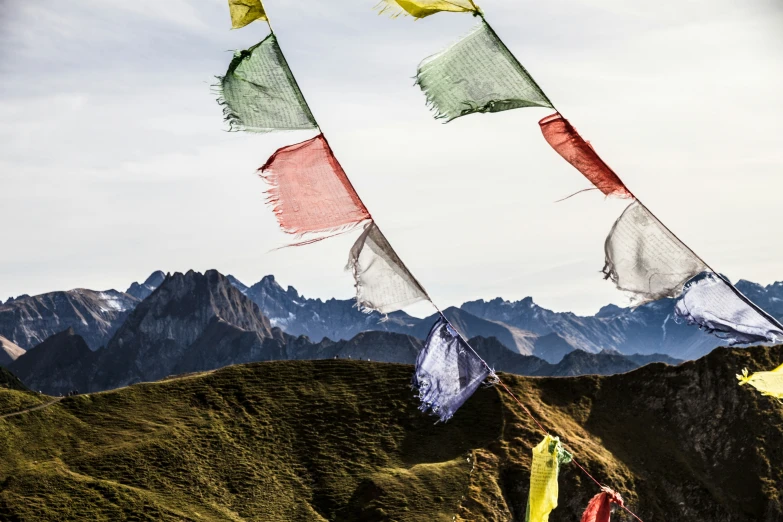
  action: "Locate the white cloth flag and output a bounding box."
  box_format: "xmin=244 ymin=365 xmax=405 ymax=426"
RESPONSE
xmin=675 ymin=272 xmax=783 ymax=345
xmin=603 ymin=201 xmax=708 ymax=304
xmin=413 ymin=315 xmax=491 ymax=422
xmin=347 ymin=222 xmax=429 ymax=314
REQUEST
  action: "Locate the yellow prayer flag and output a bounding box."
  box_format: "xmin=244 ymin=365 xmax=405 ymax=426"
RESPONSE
xmin=228 ymin=0 xmax=267 ymax=29
xmin=526 ymin=435 xmax=571 ymax=522
xmin=737 ymin=364 xmax=783 ymax=401
xmin=375 ymin=0 xmax=479 ymax=19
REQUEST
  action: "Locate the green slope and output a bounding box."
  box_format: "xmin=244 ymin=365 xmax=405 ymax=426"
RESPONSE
xmin=0 ymin=346 xmax=781 ymax=521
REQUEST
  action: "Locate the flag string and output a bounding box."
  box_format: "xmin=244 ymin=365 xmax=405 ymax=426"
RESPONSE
xmin=248 ymin=4 xmax=647 ymax=519
xmin=434 ymin=304 xmax=646 ymax=521
xmin=479 ymin=17 xmax=783 ymax=335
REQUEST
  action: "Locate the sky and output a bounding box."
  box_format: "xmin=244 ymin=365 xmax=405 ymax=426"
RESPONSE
xmin=1 ymin=0 xmax=782 ymax=316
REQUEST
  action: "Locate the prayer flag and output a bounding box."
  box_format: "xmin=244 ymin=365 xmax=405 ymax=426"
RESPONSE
xmin=539 ymin=113 xmax=632 ymax=198
xmin=218 ymin=34 xmax=317 ymax=132
xmin=416 ymin=22 xmax=553 ymax=122
xmin=580 ymin=488 xmax=624 ymax=522
xmin=737 ymin=364 xmax=783 ymax=401
xmin=376 ymin=0 xmax=478 ymax=18
xmin=347 ymin=221 xmax=429 ymax=314
xmin=413 ymin=315 xmax=491 ymax=422
xmin=603 ymin=201 xmax=707 ymax=304
xmin=259 ymin=134 xmax=371 ymax=242
xmin=526 ymin=435 xmax=572 ymax=522
xmin=675 ymin=272 xmax=783 ymax=345
xmin=227 ymin=0 xmax=267 ymax=29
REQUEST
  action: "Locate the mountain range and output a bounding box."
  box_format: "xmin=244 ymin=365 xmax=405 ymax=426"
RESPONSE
xmin=5 ymin=270 xmax=678 ymax=395
xmin=222 ymin=272 xmax=783 ymax=361
xmin=6 ymin=268 xmax=783 ymax=395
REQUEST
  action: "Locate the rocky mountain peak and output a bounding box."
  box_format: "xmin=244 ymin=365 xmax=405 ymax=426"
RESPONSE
xmin=114 ymin=269 xmax=273 ymax=351
xmin=226 ymin=275 xmax=249 ymax=294
xmin=144 ymin=270 xmax=166 ymax=287
xmin=126 ymin=270 xmax=166 ymax=301
xmin=87 ymin=269 xmax=277 ymax=392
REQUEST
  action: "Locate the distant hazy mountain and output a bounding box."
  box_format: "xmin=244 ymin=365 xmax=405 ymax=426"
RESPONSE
xmin=460 ymin=293 xmax=774 ymax=360
xmin=0 ymin=335 xmax=25 ymax=366
xmin=232 ymin=275 xmax=578 ymax=363
xmin=0 ymin=288 xmax=140 ymax=351
xmin=125 ymin=270 xmax=166 ymax=301
xmin=240 ymin=274 xmax=420 ymax=342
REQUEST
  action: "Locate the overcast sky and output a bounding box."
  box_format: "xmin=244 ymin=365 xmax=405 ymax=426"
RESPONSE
xmin=1 ymin=0 xmax=782 ymax=315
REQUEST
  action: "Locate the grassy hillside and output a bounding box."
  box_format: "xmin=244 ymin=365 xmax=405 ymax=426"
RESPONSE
xmin=0 ymin=346 xmax=781 ymax=521
xmin=0 ymin=367 xmax=46 ymax=417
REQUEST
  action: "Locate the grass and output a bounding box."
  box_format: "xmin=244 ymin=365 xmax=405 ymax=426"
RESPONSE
xmin=0 ymin=389 xmax=47 ymax=417
xmin=1 ymin=346 xmax=782 ymax=521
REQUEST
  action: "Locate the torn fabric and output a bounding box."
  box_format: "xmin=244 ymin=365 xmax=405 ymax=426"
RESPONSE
xmin=217 ymin=34 xmax=317 ymax=132
xmin=413 ymin=316 xmax=492 ymax=422
xmin=737 ymin=364 xmax=783 ymax=401
xmin=539 ymin=113 xmax=633 ymax=198
xmin=526 ymin=435 xmax=572 ymax=522
xmin=227 ymin=0 xmax=267 ymax=29
xmin=259 ymin=134 xmax=371 ymax=242
xmin=416 ymin=21 xmax=553 ymax=122
xmin=603 ymin=201 xmax=707 ymax=304
xmin=375 ymin=0 xmax=478 ymax=18
xmin=347 ymin=222 xmax=429 ymax=314
xmin=580 ymin=487 xmax=624 ymax=522
xmin=674 ymin=272 xmax=783 ymax=345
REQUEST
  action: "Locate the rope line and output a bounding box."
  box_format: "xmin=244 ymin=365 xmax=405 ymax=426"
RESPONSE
xmin=496 ymin=378 xmax=644 ymax=521
xmin=433 ymin=304 xmax=645 ymax=520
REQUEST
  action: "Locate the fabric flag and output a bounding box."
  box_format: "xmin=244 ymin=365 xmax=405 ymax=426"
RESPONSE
xmin=603 ymin=201 xmax=707 ymax=304
xmin=227 ymin=0 xmax=267 ymax=29
xmin=415 ymin=21 xmax=553 ymax=122
xmin=347 ymin=222 xmax=429 ymax=314
xmin=737 ymin=365 xmax=783 ymax=401
xmin=580 ymin=487 xmax=624 ymax=522
xmin=539 ymin=113 xmax=632 ymax=198
xmin=375 ymin=0 xmax=479 ymax=18
xmin=218 ymin=34 xmax=317 ymax=132
xmin=526 ymin=435 xmax=572 ymax=522
xmin=675 ymin=272 xmax=783 ymax=345
xmin=413 ymin=315 xmax=492 ymax=422
xmin=259 ymin=134 xmax=371 ymax=242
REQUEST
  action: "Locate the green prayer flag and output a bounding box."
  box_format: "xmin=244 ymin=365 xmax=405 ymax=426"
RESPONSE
xmin=217 ymin=34 xmax=318 ymax=132
xmin=416 ymin=21 xmax=553 ymax=122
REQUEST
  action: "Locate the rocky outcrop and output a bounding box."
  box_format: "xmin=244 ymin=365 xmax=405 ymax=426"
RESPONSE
xmin=0 ymin=289 xmax=139 ymax=351
xmin=91 ymin=270 xmax=276 ymax=391
xmin=0 ymin=336 xmax=25 ymax=367
xmin=125 ymin=271 xmax=166 ymax=301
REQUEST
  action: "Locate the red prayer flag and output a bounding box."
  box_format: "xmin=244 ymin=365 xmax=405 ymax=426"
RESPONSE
xmin=581 ymin=487 xmax=624 ymax=522
xmin=539 ymin=113 xmax=633 ymax=199
xmin=259 ymin=134 xmax=371 ymax=243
